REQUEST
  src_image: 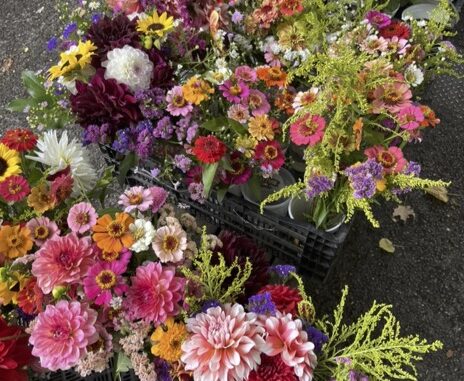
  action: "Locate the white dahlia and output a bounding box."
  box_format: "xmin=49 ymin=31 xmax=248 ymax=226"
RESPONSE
xmin=102 ymin=45 xmax=153 ymax=92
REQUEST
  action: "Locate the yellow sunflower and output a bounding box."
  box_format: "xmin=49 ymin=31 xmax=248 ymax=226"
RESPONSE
xmin=49 ymin=40 xmax=97 ymax=80
xmin=137 ymin=11 xmax=174 ymax=38
xmin=0 ymin=144 xmax=21 ymax=183
xmin=151 ymin=318 xmax=188 ymax=363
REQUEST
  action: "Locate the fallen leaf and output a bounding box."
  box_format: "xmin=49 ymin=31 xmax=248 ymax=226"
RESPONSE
xmin=393 ymin=205 xmax=415 ymax=222
xmin=0 ymin=58 xmax=13 ymax=73
xmin=426 ymin=186 xmax=449 ymax=203
xmin=446 ymin=349 xmax=454 ymax=358
xmin=36 ymin=6 xmax=44 ymax=13
xmin=379 ymin=238 xmax=395 ymax=254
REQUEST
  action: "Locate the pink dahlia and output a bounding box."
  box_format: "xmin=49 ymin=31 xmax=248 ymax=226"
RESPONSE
xmin=124 ymin=262 xmax=184 ymax=324
xmin=26 ymin=216 xmax=60 ymax=247
xmin=397 ymin=105 xmax=425 ymax=130
xmin=32 ymin=234 xmax=95 ymax=294
xmin=235 ymin=65 xmax=258 ymax=83
xmin=67 ymin=202 xmax=98 ymax=234
xmin=29 ymin=301 xmax=98 ymax=371
xmin=118 ymin=186 xmax=154 ymax=213
xmin=372 ymin=81 xmax=412 ymax=114
xmin=149 ymin=186 xmax=169 ymax=213
xmin=84 ymin=261 xmax=128 ymax=306
xmin=262 ymin=312 xmax=317 ymax=381
xmin=247 ymin=89 xmax=271 ymax=116
xmin=220 ymin=79 xmax=250 ymax=104
xmin=290 ymin=114 xmax=326 ymax=146
xmin=364 ymin=145 xmax=407 ymax=174
xmin=181 ymin=304 xmax=266 ymax=381
xmin=166 ymin=86 xmax=193 ymax=117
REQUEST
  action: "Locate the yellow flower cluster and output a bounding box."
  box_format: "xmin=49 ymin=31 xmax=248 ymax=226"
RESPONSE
xmin=49 ymin=40 xmax=97 ymax=80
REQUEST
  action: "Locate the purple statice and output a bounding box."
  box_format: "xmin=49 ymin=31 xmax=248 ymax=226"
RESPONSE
xmin=201 ymin=300 xmax=221 ymax=313
xmin=232 ymin=10 xmax=244 ymax=24
xmin=365 ymin=10 xmax=391 ymax=29
xmin=269 ymin=265 xmax=296 ymax=279
xmin=47 ymin=37 xmax=58 ymax=51
xmin=248 ymin=292 xmax=276 ymax=316
xmin=349 ymin=370 xmax=369 ymax=381
xmin=82 ymin=124 xmax=112 ymax=145
xmin=153 ymin=116 xmax=174 ymax=140
xmin=112 ymin=128 xmax=133 ymax=154
xmin=91 ymin=13 xmax=102 ymax=24
xmin=174 ymin=155 xmax=192 ymax=173
xmin=63 ymin=22 xmax=78 ymax=39
xmin=188 ymin=182 xmax=206 ymax=204
xmin=344 ymin=159 xmax=383 ymax=199
xmin=150 ymin=167 xmax=161 ymax=177
xmin=175 ymin=116 xmax=199 ymax=144
xmin=306 ymin=326 xmax=328 ymax=354
xmin=135 ymin=121 xmax=155 ymax=159
xmin=306 ymin=175 xmax=334 ymax=199
xmin=404 ymin=161 xmax=421 ymax=176
xmin=154 ymin=358 xmax=172 ymax=381
xmin=135 ymin=88 xmax=166 ymax=120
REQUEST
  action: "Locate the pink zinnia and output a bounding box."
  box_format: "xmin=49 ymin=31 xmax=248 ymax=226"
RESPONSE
xmin=124 ymin=262 xmax=184 ymax=324
xmin=166 ymin=86 xmax=193 ymax=117
xmin=228 ymin=104 xmax=250 ymax=124
xmin=262 ymin=312 xmax=317 ymax=381
xmin=32 ymin=234 xmax=95 ymax=294
xmin=220 ymin=79 xmax=250 ymax=103
xmin=29 ymin=300 xmax=98 ymax=371
xmin=149 ymin=186 xmax=168 ymax=213
xmin=235 ymin=65 xmax=258 ymax=83
xmin=365 ymin=145 xmax=407 ymax=174
xmin=247 ymin=89 xmax=271 ymax=116
xmin=290 ymin=114 xmax=326 ymax=146
xmin=397 ymin=105 xmax=425 ymax=130
xmin=255 ymin=141 xmax=285 ymax=171
xmin=181 ymin=304 xmax=266 ymax=381
xmin=84 ymin=261 xmax=128 ymax=306
xmin=118 ymin=186 xmax=153 ymax=213
xmin=0 ymin=175 xmax=30 ymax=202
xmin=372 ymin=81 xmax=412 ymax=113
xmin=67 ymin=202 xmax=98 ymax=234
xmin=26 ymin=216 xmax=60 ymax=247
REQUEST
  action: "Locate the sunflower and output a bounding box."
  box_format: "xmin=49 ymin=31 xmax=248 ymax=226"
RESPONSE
xmin=49 ymin=40 xmax=97 ymax=80
xmin=151 ymin=318 xmax=188 ymax=363
xmin=92 ymin=213 xmax=134 ymax=254
xmin=0 ymin=144 xmax=21 ymax=183
xmin=0 ymin=225 xmax=33 ymax=259
xmin=137 ymin=11 xmax=174 ymax=38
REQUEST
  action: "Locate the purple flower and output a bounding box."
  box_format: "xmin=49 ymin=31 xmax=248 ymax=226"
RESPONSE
xmin=365 ymin=10 xmax=391 ymax=29
xmin=235 ymin=66 xmax=257 ymax=83
xmin=91 ymin=13 xmax=102 ymax=24
xmin=306 ymin=326 xmax=328 ymax=354
xmin=201 ymin=300 xmax=221 ymax=313
xmin=174 ymin=155 xmax=192 ymax=173
xmin=248 ymin=292 xmax=276 ymax=315
xmin=112 ymin=129 xmax=132 ymax=154
xmin=154 ymin=358 xmax=172 ymax=381
xmin=345 ymin=159 xmax=383 ymax=199
xmin=166 ymin=86 xmax=193 ymax=117
xmin=82 ymin=125 xmax=102 ymax=145
xmin=306 ymin=175 xmax=334 ymax=198
xmin=47 ymin=37 xmax=58 ymax=51
xmin=63 ymin=22 xmax=78 ymax=39
xmin=135 ymin=121 xmax=155 ymax=159
xmin=247 ymin=89 xmax=270 ymax=116
xmin=404 ymin=161 xmax=421 ymax=176
xmin=153 ymin=116 xmax=174 ymax=140
xmin=188 ymin=182 xmax=205 ymax=204
xmin=220 ymin=80 xmax=250 ymax=104
xmin=231 ymin=10 xmax=244 ymax=24
xmin=186 ymin=123 xmax=199 ymax=144
xmin=349 ymin=370 xmax=369 ymax=381
xmin=269 ymin=265 xmax=296 ymax=279
xmin=219 ymin=151 xmax=252 ymax=186
xmin=151 ymin=167 xmax=161 ymax=177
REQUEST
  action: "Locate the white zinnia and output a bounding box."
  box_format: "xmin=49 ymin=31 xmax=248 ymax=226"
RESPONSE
xmin=102 ymin=45 xmax=154 ymax=92
xmin=130 ymin=219 xmax=156 ymax=253
xmin=26 ymin=130 xmax=97 ymax=193
xmin=152 ymin=225 xmax=187 ymax=263
xmin=404 ymin=63 xmax=424 ymax=87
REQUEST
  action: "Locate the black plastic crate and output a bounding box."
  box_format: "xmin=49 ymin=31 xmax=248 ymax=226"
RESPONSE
xmin=100 ymin=145 xmax=351 ymax=281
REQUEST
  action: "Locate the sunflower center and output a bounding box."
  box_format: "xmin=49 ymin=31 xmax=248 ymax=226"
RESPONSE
xmin=34 ymin=226 xmax=50 ymax=240
xmin=108 ymin=222 xmax=124 ymax=238
xmin=148 ymin=23 xmax=165 ymax=31
xmin=0 ymin=158 xmax=8 ymax=177
xmin=96 ymin=270 xmax=117 ymax=290
xmin=162 ymin=235 xmax=179 ymax=252
xmin=76 ymin=212 xmax=89 ymax=225
xmin=8 ymin=234 xmax=22 ymax=248
xmin=129 ymin=194 xmax=143 ymax=205
xmin=101 ymin=251 xmax=120 ymax=261
xmin=377 ymin=152 xmax=396 ymax=168
xmin=264 ymin=146 xmax=278 ymax=160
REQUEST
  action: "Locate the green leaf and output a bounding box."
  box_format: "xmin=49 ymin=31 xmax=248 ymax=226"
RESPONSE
xmin=227 ymin=118 xmax=247 ymax=135
xmin=202 ymin=162 xmax=219 ymax=198
xmin=7 ymin=98 xmax=38 ymax=112
xmin=115 ymin=353 xmax=133 ymax=374
xmin=379 ymin=238 xmax=395 ymax=254
xmin=118 ymin=153 xmax=137 ymax=187
xmin=201 ymin=117 xmax=227 ymax=132
xmin=21 ymin=71 xmax=46 ymax=98
xmin=220 ymin=157 xmax=234 ymax=172
xmin=216 ymin=186 xmax=228 ymax=203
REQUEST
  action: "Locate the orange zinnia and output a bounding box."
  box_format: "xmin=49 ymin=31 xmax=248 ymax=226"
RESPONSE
xmin=182 ymin=76 xmax=214 ymax=105
xmin=92 ymin=213 xmax=134 ymax=254
xmin=257 ymin=66 xmax=287 ymax=88
xmin=0 ymin=225 xmax=33 ymax=259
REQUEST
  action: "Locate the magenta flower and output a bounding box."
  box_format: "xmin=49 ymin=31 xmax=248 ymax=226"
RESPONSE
xmin=220 ymin=79 xmax=250 ymax=103
xmin=166 ymin=86 xmax=193 ymax=117
xmin=290 ymin=114 xmax=326 ymax=146
xmin=220 ymin=151 xmax=252 ymax=185
xmin=26 ymin=217 xmax=60 ymax=247
xmin=254 ymin=141 xmax=285 ymax=171
xmin=372 ymin=81 xmax=412 ymax=113
xmin=365 ymin=145 xmax=407 ymax=174
xmin=29 ymin=301 xmax=98 ymax=371
xmin=118 ymin=186 xmax=154 ymax=213
xmin=235 ymin=66 xmax=258 ymax=83
xmin=67 ymin=202 xmax=98 ymax=234
xmin=365 ymin=10 xmax=391 ymax=28
xmin=149 ymin=186 xmax=169 ymax=213
xmin=83 ymin=261 xmax=128 ymax=306
xmin=247 ymin=89 xmax=271 ymax=116
xmin=397 ymin=105 xmax=425 ymax=130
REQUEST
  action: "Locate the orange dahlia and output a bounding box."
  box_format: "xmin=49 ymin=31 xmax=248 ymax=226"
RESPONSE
xmin=0 ymin=225 xmax=33 ymax=259
xmin=92 ymin=213 xmax=134 ymax=254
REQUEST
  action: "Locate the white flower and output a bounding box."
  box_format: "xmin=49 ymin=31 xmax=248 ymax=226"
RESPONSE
xmin=404 ymin=63 xmax=424 ymax=87
xmin=102 ymin=45 xmax=153 ymax=92
xmin=152 ymin=224 xmax=187 ymax=263
xmin=205 ymin=67 xmax=232 ymax=85
xmin=130 ymin=219 xmax=156 ymax=253
xmin=26 ymin=130 xmax=97 ymax=193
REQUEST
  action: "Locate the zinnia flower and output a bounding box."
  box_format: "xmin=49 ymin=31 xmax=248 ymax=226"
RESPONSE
xmin=293 ymin=88 xmax=318 ymax=111
xmin=26 ymin=216 xmax=60 ymax=247
xmin=249 ymin=115 xmax=275 ymax=141
xmin=129 ymin=219 xmax=156 ymax=253
xmin=379 ymin=20 xmax=411 ymax=40
xmin=248 ymin=354 xmax=297 ymax=381
xmin=235 ymin=66 xmax=257 ymax=82
xmin=365 ymin=10 xmax=391 ymax=28
xmin=152 ymin=224 xmax=187 ymax=263
xmin=372 ymin=81 xmax=412 ymax=114
xmin=67 ymin=202 xmax=98 ymax=234
xmin=124 ymin=262 xmax=184 ymax=324
xmin=118 ymin=186 xmax=154 ymax=213
xmin=27 ymin=183 xmax=55 ymax=213
xmin=279 ymin=0 xmax=304 ymax=16
xmin=0 ymin=175 xmax=30 ymax=202
xmin=219 ymin=151 xmax=252 ymax=185
xmin=364 ymin=145 xmax=407 ymax=174
xmin=29 ymin=300 xmax=99 ymax=371
xmin=228 ymin=104 xmax=250 ymax=124
xmin=32 ymin=234 xmax=95 ymax=294
xmin=192 ymin=135 xmax=227 ymax=164
xmin=181 ymin=304 xmax=266 ymax=381
xmin=17 ymin=277 xmax=44 ymax=315
xmin=83 ymin=260 xmax=128 ymax=306
xmin=397 ymin=105 xmax=425 ymax=130
xmin=254 ymin=140 xmax=285 ymax=171
xmin=257 ymin=66 xmax=287 ymax=87
xmin=182 ymin=76 xmax=214 ymax=105
xmin=0 ymin=128 xmax=37 ymax=152
xmin=0 ymin=272 xmax=27 ymax=305
xmin=0 ymin=143 xmax=21 ymax=183
xmin=220 ymin=79 xmax=250 ymax=103
xmin=166 ymin=86 xmax=193 ymax=117
xmin=92 ymin=213 xmax=134 ymax=254
xmin=258 ymin=285 xmax=302 ymax=316
xmin=99 ymin=247 xmax=132 ymax=268
xmin=0 ymin=225 xmax=33 ymax=259
xmin=247 ymin=89 xmax=271 ymax=116
xmin=290 ymin=114 xmax=326 ymax=146
xmin=151 ymin=318 xmax=188 ymax=363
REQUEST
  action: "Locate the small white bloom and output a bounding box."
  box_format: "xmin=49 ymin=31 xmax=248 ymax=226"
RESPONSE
xmin=130 ymin=219 xmax=156 ymax=253
xmin=404 ymin=63 xmax=424 ymax=87
xmin=102 ymin=45 xmax=154 ymax=92
xmin=110 ymin=296 xmax=123 ymax=310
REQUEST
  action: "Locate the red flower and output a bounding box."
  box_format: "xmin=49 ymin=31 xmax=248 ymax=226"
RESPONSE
xmin=379 ymin=20 xmax=411 ymax=40
xmin=0 ymin=318 xmax=32 ymax=381
xmin=258 ymin=284 xmax=302 ymax=316
xmin=248 ymin=354 xmax=297 ymax=381
xmin=192 ymin=136 xmax=227 ymax=164
xmin=17 ymin=277 xmax=44 ymax=315
xmin=0 ymin=129 xmax=37 ymax=152
xmin=50 ymin=173 xmax=74 ymax=204
xmin=279 ymin=0 xmax=304 ymax=17
xmin=0 ymin=176 xmax=30 ymax=202
xmin=254 ymin=141 xmax=285 ymax=171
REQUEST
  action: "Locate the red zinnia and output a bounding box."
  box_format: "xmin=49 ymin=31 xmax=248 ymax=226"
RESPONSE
xmin=192 ymin=136 xmax=227 ymax=164
xmin=279 ymin=0 xmax=304 ymax=17
xmin=379 ymin=20 xmax=411 ymax=40
xmin=17 ymin=277 xmax=44 ymax=315
xmin=258 ymin=284 xmax=302 ymax=316
xmin=0 ymin=129 xmax=37 ymax=152
xmin=0 ymin=176 xmax=30 ymax=202
xmin=254 ymin=141 xmax=285 ymax=170
xmin=248 ymin=354 xmax=297 ymax=381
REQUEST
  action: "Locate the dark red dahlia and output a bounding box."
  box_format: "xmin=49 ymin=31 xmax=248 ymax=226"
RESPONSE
xmin=258 ymin=284 xmax=302 ymax=316
xmin=146 ymin=48 xmax=174 ymax=89
xmin=70 ymin=70 xmax=142 ymax=128
xmin=379 ymin=20 xmax=411 ymax=40
xmin=192 ymin=135 xmax=227 ymax=164
xmin=248 ymin=354 xmax=297 ymax=381
xmin=0 ymin=128 xmax=37 ymax=152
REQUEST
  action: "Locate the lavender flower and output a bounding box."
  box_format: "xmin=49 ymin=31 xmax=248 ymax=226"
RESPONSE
xmin=188 ymin=182 xmax=205 ymax=204
xmin=404 ymin=161 xmax=421 ymax=176
xmin=153 ymin=116 xmax=174 ymax=140
xmin=306 ymin=326 xmax=328 ymax=354
xmin=112 ymin=128 xmax=132 ymax=154
xmin=307 ymin=175 xmax=334 ymax=198
xmin=91 ymin=14 xmax=102 ymax=24
xmin=269 ymin=265 xmax=296 ymax=279
xmin=232 ymin=11 xmax=244 ymax=24
xmin=150 ymin=167 xmax=161 ymax=177
xmin=63 ymin=22 xmax=78 ymax=39
xmin=47 ymin=37 xmax=58 ymax=51
xmin=248 ymin=292 xmax=276 ymax=315
xmin=174 ymin=155 xmax=192 ymax=173
xmin=345 ymin=160 xmax=383 ymax=199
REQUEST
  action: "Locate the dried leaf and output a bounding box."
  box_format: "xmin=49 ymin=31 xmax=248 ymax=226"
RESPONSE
xmin=446 ymin=349 xmax=454 ymax=359
xmin=0 ymin=58 xmax=13 ymax=74
xmin=425 ymin=186 xmax=449 ymax=203
xmin=379 ymin=238 xmax=395 ymax=254
xmin=393 ymin=205 xmax=415 ymax=222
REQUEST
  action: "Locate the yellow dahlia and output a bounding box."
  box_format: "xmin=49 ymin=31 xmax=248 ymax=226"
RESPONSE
xmin=0 ymin=144 xmax=21 ymax=183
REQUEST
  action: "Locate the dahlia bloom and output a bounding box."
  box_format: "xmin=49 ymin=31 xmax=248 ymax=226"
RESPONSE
xmin=372 ymin=82 xmax=412 ymax=114
xmin=166 ymin=86 xmax=193 ymax=117
xmin=365 ymin=145 xmax=407 ymax=174
xmin=262 ymin=313 xmax=317 ymax=381
xmin=258 ymin=284 xmax=302 ymax=316
xmin=29 ymin=301 xmax=99 ymax=371
xmin=32 ymin=234 xmax=95 ymax=294
xmin=0 ymin=175 xmax=30 ymax=202
xmin=220 ymin=79 xmax=250 ymax=103
xmin=181 ymin=304 xmax=266 ymax=381
xmin=124 ymin=262 xmax=184 ymax=324
xmin=397 ymin=105 xmax=425 ymax=130
xmin=118 ymin=186 xmax=154 ymax=213
xmin=129 ymin=219 xmax=156 ymax=253
xmin=152 ymin=224 xmax=187 ymax=263
xmin=290 ymin=114 xmax=326 ymax=146
xmin=247 ymin=89 xmax=271 ymax=117
xmin=192 ymin=136 xmax=227 ymax=164
xmin=26 ymin=216 xmax=60 ymax=247
xmin=84 ymin=260 xmax=128 ymax=306
xmin=255 ymin=140 xmax=285 ymax=171
xmin=67 ymin=202 xmax=98 ymax=234
xmin=248 ymin=354 xmax=297 ymax=381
